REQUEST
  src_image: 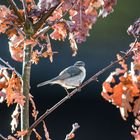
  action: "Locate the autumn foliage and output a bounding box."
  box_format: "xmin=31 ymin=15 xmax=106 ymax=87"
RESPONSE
xmin=0 ymin=0 xmax=139 ymax=140
xmin=102 ymin=18 xmax=140 ymax=139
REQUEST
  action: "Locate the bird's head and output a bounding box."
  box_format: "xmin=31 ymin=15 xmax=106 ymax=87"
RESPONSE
xmin=74 ymin=61 xmax=85 ymax=67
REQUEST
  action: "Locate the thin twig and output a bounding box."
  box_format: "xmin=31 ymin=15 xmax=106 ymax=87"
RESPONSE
xmin=33 ymin=3 xmax=60 ymax=33
xmin=65 ymin=123 xmax=80 ymax=140
xmin=28 ymin=38 xmax=138 ymax=133
xmin=22 ymin=0 xmax=28 ymax=21
xmin=7 ymin=0 xmax=24 ymax=23
xmin=0 ymin=57 xmax=21 ymax=77
xmin=22 ymin=0 xmax=34 ymax=35
xmin=34 ymin=0 xmax=77 ymax=38
xmin=0 ymin=134 xmax=8 ymax=140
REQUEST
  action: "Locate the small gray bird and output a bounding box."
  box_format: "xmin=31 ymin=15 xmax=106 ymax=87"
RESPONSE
xmin=37 ymin=61 xmax=86 ymax=92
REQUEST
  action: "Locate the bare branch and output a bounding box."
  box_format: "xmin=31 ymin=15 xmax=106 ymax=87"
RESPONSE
xmin=0 ymin=134 xmax=8 ymax=140
xmin=0 ymin=57 xmax=21 ymax=78
xmin=28 ymin=38 xmax=138 ymax=133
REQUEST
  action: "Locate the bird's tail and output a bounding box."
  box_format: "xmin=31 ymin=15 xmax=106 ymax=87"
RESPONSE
xmin=37 ymin=77 xmax=59 ymax=87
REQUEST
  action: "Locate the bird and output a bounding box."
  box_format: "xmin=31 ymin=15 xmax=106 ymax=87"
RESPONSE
xmin=37 ymin=61 xmax=86 ymax=93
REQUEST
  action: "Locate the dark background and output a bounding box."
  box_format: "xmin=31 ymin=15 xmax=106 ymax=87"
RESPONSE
xmin=0 ymin=0 xmax=140 ymax=140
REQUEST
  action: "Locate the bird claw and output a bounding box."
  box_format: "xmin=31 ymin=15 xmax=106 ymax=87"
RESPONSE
xmin=64 ymin=88 xmax=71 ymax=98
xmin=76 ymin=87 xmax=81 ymax=92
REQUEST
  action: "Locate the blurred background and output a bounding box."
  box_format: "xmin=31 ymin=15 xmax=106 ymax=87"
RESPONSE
xmin=0 ymin=0 xmax=140 ymax=140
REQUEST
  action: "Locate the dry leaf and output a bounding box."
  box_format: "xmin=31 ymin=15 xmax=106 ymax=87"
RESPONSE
xmin=29 ymin=94 xmax=38 ymax=120
xmin=119 ymin=93 xmax=133 ymax=120
xmin=6 ymin=72 xmax=25 ymax=106
xmin=43 ymin=121 xmax=51 ymax=140
xmin=10 ymin=104 xmax=20 ymax=133
xmin=15 ymin=130 xmax=28 ymax=137
xmin=33 ymin=129 xmax=42 ymax=140
xmin=133 ymin=96 xmax=140 ymax=116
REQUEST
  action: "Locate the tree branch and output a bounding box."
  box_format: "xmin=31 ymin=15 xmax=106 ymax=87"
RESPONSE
xmin=22 ymin=0 xmax=34 ymax=35
xmin=34 ymin=0 xmax=77 ymax=38
xmin=28 ymin=38 xmax=138 ymax=133
xmin=0 ymin=134 xmax=7 ymax=140
xmin=21 ymin=35 xmax=32 ymax=140
xmin=7 ymin=0 xmax=24 ymax=23
xmin=0 ymin=57 xmax=21 ymax=78
xmin=33 ymin=3 xmax=60 ymax=33
xmin=20 ymin=1 xmax=33 ymax=140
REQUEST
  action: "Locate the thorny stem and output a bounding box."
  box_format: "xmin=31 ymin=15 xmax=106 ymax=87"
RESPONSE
xmin=28 ymin=39 xmax=138 ymax=133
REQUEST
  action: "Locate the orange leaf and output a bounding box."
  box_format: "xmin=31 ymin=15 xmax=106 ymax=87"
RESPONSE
xmin=50 ymin=22 xmax=67 ymax=41
xmin=9 ymin=46 xmax=23 ymax=62
xmin=111 ymin=83 xmax=123 ymax=106
xmin=43 ymin=121 xmax=50 ymax=140
xmin=15 ymin=130 xmax=28 ymax=137
xmin=133 ymin=96 xmax=140 ymax=116
xmin=119 ymin=93 xmax=133 ymax=120
xmin=102 ymin=82 xmax=113 ymax=93
xmin=33 ymin=129 xmax=42 ymax=140
xmin=67 ymin=133 xmax=75 ymax=140
xmin=6 ymin=72 xmax=25 ymax=106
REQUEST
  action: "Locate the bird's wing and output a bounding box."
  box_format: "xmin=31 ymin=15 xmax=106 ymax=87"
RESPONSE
xmin=57 ymin=66 xmax=82 ymax=80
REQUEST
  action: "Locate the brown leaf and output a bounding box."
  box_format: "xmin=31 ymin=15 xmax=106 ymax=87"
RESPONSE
xmin=43 ymin=121 xmax=51 ymax=140
xmin=133 ymin=96 xmax=140 ymax=116
xmin=69 ymin=33 xmax=78 ymax=57
xmin=31 ymin=50 xmax=40 ymax=64
xmin=6 ymin=72 xmax=25 ymax=106
xmin=119 ymin=93 xmax=133 ymax=120
xmin=50 ymin=22 xmax=67 ymax=41
xmin=15 ymin=130 xmax=28 ymax=137
xmin=33 ymin=129 xmax=42 ymax=140
xmin=29 ymin=94 xmax=38 ymax=120
xmin=8 ymin=34 xmax=24 ymax=62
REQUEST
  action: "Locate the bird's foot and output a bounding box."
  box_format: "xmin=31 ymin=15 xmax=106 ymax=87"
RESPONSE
xmin=64 ymin=88 xmax=71 ymax=98
xmin=76 ymin=87 xmax=81 ymax=92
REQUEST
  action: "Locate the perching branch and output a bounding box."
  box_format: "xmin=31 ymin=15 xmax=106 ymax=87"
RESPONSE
xmin=28 ymin=38 xmax=138 ymax=133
